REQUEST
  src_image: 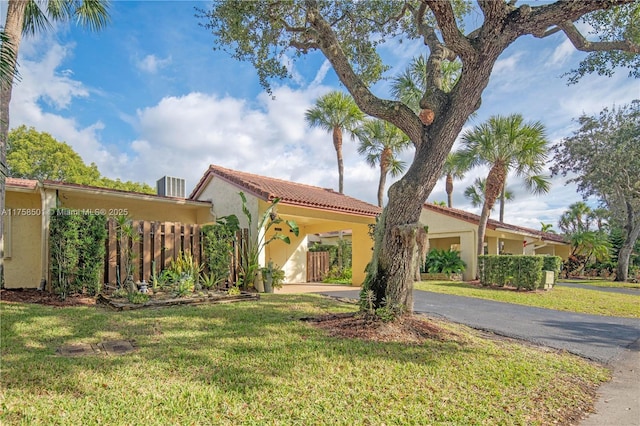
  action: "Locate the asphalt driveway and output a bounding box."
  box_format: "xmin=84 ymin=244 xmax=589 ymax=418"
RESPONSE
xmin=317 ymin=288 xmax=640 ymax=364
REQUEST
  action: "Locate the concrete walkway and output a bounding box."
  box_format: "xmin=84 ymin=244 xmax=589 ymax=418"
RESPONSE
xmin=279 ymin=284 xmax=640 ymax=425
xmin=557 ymin=281 xmax=640 ymax=295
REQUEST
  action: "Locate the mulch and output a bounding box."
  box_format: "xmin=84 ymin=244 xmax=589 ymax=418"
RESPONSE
xmin=0 ymin=289 xmax=96 ymax=307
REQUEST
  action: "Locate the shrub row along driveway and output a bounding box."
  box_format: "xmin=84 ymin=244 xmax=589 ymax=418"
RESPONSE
xmin=319 ymin=288 xmax=640 ymax=363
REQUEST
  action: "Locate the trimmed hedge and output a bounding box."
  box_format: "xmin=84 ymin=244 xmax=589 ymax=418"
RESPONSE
xmin=478 ymin=255 xmax=547 ymax=290
xmin=542 ymin=256 xmax=562 ymax=284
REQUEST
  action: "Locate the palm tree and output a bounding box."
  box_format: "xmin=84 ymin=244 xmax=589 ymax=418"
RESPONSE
xmin=540 ymin=222 xmax=556 ymax=234
xmin=459 ymin=114 xmax=550 ymax=271
xmin=390 ymin=56 xmax=461 ymax=113
xmin=355 ymin=119 xmax=411 ymax=207
xmin=441 ymin=152 xmax=469 ymax=208
xmin=1 ymin=0 xmax=109 ymax=286
xmin=463 ymin=177 xmax=514 ymax=209
xmin=305 ymin=91 xmax=364 ymax=194
xmin=558 ymin=201 xmax=593 ymax=234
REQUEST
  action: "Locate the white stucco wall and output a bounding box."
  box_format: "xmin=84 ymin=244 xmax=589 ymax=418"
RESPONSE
xmin=194 ymin=176 xmax=259 ymax=230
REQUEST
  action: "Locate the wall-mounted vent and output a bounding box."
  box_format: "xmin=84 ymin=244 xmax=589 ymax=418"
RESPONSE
xmin=157 ymin=176 xmax=186 ymax=198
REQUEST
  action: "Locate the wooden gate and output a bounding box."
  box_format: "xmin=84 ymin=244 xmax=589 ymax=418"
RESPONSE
xmin=104 ymin=219 xmax=202 ymax=285
xmin=307 ymin=251 xmax=329 ymax=282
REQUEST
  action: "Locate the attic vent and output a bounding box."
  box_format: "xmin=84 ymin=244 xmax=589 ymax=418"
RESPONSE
xmin=157 ymin=176 xmax=185 ymax=198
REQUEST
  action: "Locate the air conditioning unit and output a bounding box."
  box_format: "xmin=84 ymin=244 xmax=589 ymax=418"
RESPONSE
xmin=156 ymin=176 xmax=185 ymax=198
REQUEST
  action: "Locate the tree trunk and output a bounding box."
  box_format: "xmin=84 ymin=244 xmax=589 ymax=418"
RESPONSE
xmin=0 ymin=0 xmax=27 ymax=287
xmin=616 ymin=202 xmax=640 ymax=282
xmin=332 ymin=126 xmax=344 ymax=193
xmin=499 ymin=186 xmax=505 ymax=223
xmin=377 ymin=166 xmax=386 ymax=208
xmin=446 ymin=173 xmax=453 ymax=208
xmin=475 ymin=163 xmax=506 ymax=277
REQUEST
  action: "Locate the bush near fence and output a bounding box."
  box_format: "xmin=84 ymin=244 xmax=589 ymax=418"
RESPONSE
xmin=49 ymin=210 xmax=107 ymax=298
xmin=479 ymin=255 xmax=559 ymax=290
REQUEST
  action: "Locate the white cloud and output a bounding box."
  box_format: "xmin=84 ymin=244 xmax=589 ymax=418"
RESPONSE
xmin=492 ymin=52 xmax=523 ymax=75
xmin=548 ymin=38 xmax=575 ymax=67
xmin=135 ymin=54 xmax=172 ymax=74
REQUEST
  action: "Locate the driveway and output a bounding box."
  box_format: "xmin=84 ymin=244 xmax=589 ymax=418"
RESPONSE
xmin=316 ymin=288 xmax=640 ymax=363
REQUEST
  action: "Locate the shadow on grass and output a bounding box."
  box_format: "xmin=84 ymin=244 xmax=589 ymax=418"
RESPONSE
xmin=1 ymin=295 xmax=470 ymax=400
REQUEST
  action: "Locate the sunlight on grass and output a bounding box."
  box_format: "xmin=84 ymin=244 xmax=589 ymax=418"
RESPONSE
xmin=414 ymin=281 xmax=640 ymax=318
xmin=558 ymin=279 xmax=640 ymax=289
xmin=1 ymin=295 xmax=608 ymax=425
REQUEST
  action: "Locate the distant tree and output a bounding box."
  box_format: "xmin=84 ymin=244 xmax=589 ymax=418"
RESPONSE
xmin=355 ymin=119 xmax=411 ymax=207
xmin=1 ymin=0 xmax=110 ymax=286
xmin=558 ymin=202 xmax=594 ymax=234
xmin=8 ymin=126 xmax=154 ymax=194
xmin=463 ymin=177 xmax=514 ymax=210
xmin=552 ymin=101 xmax=640 ymax=281
xmin=441 ymin=152 xmax=469 ymax=208
xmin=540 ymin=222 xmax=556 ymax=234
xmin=305 ymin=91 xmax=364 ymax=194
xmin=557 ymin=202 xmax=611 ymax=276
xmin=459 ymin=114 xmax=550 ymax=273
xmin=201 ymin=0 xmax=639 ymax=311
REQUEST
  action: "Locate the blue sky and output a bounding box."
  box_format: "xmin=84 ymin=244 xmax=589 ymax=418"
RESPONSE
xmin=4 ymin=1 xmax=639 ymax=231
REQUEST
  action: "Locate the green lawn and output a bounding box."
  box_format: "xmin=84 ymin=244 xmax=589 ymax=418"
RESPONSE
xmin=1 ymin=295 xmax=607 ymax=425
xmin=558 ymin=279 xmax=640 ymax=289
xmin=414 ymin=281 xmax=640 ymax=318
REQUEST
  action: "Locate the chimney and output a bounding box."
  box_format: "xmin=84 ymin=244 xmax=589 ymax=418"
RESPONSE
xmin=156 ymin=176 xmax=185 ymax=198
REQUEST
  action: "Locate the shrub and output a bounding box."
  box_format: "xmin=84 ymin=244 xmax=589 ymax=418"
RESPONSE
xmin=202 ymin=217 xmax=238 ymax=287
xmin=479 ymin=255 xmax=545 ymax=290
xmin=542 ymin=256 xmax=562 ymax=284
xmin=423 ymin=249 xmax=466 ymax=275
xmin=49 ymin=210 xmax=107 ymax=299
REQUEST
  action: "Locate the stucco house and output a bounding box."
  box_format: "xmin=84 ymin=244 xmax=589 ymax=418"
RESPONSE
xmin=4 ymin=164 xmax=569 ymax=290
xmin=4 ymin=177 xmax=213 ymax=289
xmin=189 ymin=165 xmax=381 ymax=285
xmin=420 ymin=203 xmax=570 ymax=281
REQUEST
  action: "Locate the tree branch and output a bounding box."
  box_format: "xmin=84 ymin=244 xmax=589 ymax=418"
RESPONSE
xmin=424 ymin=0 xmax=475 ymax=60
xmin=510 ymin=0 xmax=637 ymax=46
xmin=559 ymin=20 xmax=640 ymax=54
xmin=304 ymin=0 xmax=423 ymax=146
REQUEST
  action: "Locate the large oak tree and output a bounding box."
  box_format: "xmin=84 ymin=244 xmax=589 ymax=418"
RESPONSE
xmin=200 ymin=0 xmax=639 ymax=311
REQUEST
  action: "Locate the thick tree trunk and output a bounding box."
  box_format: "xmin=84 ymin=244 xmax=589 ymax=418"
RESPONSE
xmin=1 ymin=0 xmax=27 ymax=287
xmin=616 ymin=203 xmax=640 ymax=282
xmin=332 ymin=126 xmax=344 ymax=193
xmin=446 ymin=173 xmax=453 ymax=207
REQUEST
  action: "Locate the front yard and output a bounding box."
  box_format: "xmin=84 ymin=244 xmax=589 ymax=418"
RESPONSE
xmin=414 ymin=281 xmax=640 ymax=318
xmin=1 ymin=294 xmax=607 ymax=425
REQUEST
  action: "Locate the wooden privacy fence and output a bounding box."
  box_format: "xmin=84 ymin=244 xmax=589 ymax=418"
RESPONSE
xmin=307 ymin=251 xmax=329 ymax=282
xmin=104 ymin=219 xmax=203 ymax=285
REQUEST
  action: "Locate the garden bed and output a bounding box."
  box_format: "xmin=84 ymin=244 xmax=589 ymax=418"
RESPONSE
xmin=97 ymin=290 xmax=259 ymax=311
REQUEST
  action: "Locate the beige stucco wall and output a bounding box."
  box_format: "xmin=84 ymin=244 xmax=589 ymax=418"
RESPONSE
xmin=420 ymin=207 xmax=571 ymax=281
xmin=54 ymin=188 xmax=212 ymax=224
xmin=194 ymin=177 xmax=258 ymax=229
xmin=4 ymin=190 xmax=43 ymax=289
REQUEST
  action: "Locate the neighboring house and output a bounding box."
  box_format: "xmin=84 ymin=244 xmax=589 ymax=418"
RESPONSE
xmin=190 ymin=165 xmax=381 ymax=285
xmin=4 ymin=178 xmax=213 ymax=289
xmin=420 ymin=203 xmax=570 ymax=281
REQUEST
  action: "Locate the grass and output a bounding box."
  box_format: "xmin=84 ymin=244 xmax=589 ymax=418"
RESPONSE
xmin=1 ymin=295 xmax=608 ymax=425
xmin=414 ymin=281 xmax=640 ymax=318
xmin=559 ymin=279 xmax=640 ymax=289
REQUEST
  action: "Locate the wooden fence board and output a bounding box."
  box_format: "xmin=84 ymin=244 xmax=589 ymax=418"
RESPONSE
xmin=307 ymin=251 xmax=329 ymax=282
xmin=103 ymin=219 xmax=208 ymax=285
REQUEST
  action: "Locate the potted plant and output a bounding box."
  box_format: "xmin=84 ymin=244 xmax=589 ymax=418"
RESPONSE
xmin=261 ymin=261 xmax=285 ymax=293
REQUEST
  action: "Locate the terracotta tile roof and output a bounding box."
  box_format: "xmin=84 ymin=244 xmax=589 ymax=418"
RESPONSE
xmin=422 ymin=203 xmax=566 ymax=243
xmin=191 ymin=164 xmax=382 ymax=217
xmin=6 ymin=177 xmax=39 ymax=190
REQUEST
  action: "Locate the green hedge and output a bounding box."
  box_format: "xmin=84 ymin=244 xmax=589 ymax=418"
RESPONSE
xmin=542 ymin=256 xmax=562 ymax=284
xmin=49 ymin=210 xmax=107 ymax=299
xmin=478 ymin=255 xmax=547 ymax=290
